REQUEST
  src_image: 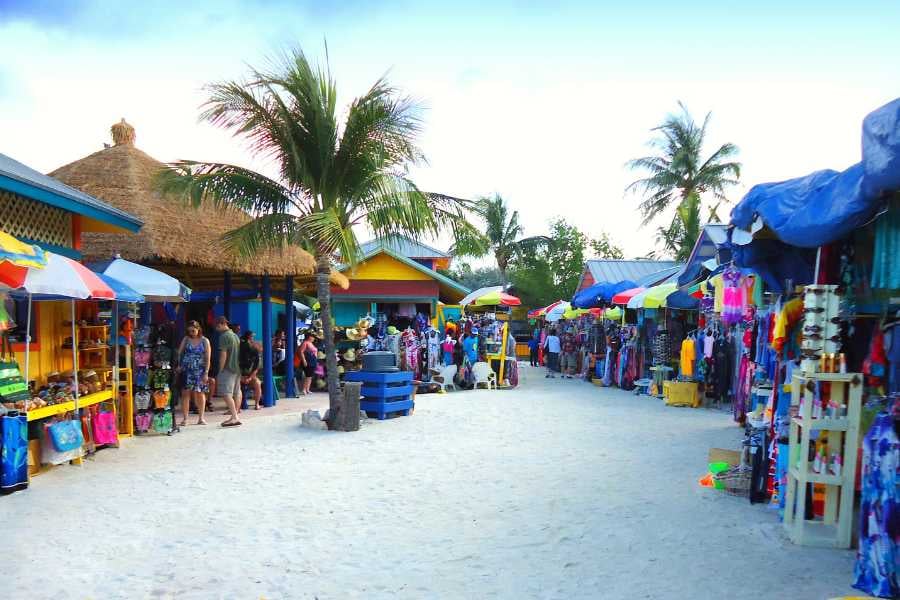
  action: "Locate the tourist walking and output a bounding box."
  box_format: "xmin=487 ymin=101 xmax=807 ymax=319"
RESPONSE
xmin=528 ymin=327 xmax=540 ymax=366
xmin=176 ymin=320 xmax=211 ymax=426
xmin=544 ymin=328 xmax=561 ymax=378
xmin=215 ymin=316 xmax=242 ymax=427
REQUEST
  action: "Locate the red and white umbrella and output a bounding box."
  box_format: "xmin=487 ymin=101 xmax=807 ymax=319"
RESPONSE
xmin=16 ymin=252 xmax=114 ymax=299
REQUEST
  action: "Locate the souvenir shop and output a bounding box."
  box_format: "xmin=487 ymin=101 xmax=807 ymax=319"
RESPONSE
xmin=332 ymin=299 xmax=518 ymax=391
xmin=682 ymin=98 xmax=900 ymax=597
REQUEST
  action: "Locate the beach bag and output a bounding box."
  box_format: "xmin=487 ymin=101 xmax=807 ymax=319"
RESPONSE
xmin=151 ymin=411 xmax=172 ymax=433
xmin=41 ymin=422 xmax=83 ymax=465
xmin=152 ymin=389 xmax=169 ymax=409
xmin=134 ymin=412 xmax=151 ymax=433
xmin=91 ymin=409 xmax=118 ymax=446
xmin=48 ymin=419 xmax=84 ymax=452
xmin=0 ymin=360 xmax=29 ymax=405
xmin=1 ymin=413 xmax=28 ymax=494
xmin=134 ymin=390 xmax=151 ymax=410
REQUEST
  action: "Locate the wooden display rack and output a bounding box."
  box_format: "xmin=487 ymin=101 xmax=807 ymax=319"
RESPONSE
xmin=783 ymin=372 xmax=863 ymax=548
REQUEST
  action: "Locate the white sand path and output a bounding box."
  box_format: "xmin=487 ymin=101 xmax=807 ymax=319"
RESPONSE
xmin=2 ymin=365 xmax=856 ymax=599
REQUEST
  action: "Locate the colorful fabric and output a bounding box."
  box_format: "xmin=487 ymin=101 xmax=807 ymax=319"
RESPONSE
xmin=872 ymin=203 xmax=900 ymax=290
xmin=772 ymin=297 xmax=803 ymax=353
xmin=181 ymin=340 xmax=209 ymax=393
xmin=0 ymin=413 xmax=27 ymax=494
xmin=853 ymin=411 xmax=900 ymax=598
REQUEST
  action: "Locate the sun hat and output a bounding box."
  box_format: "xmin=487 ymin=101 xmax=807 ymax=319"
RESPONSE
xmin=342 ymin=348 xmax=357 ymax=362
xmin=387 ymin=325 xmax=399 ymax=335
xmin=316 ymin=351 xmax=326 ymax=360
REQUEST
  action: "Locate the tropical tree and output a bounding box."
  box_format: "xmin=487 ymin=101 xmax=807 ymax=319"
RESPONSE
xmin=455 ymin=193 xmax=548 ymax=283
xmin=158 ymin=48 xmax=479 ymax=429
xmin=589 ymin=231 xmax=624 ymax=259
xmin=626 ymin=102 xmax=740 ymax=258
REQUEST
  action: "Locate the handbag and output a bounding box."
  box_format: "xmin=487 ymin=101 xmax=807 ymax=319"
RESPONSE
xmin=41 ymin=422 xmax=83 ymax=465
xmin=48 ymin=419 xmax=84 ymax=452
xmin=151 ymin=411 xmax=172 ymax=433
xmin=1 ymin=413 xmax=28 ymax=494
xmin=134 ymin=390 xmax=151 ymax=410
xmin=0 ymin=360 xmax=29 ymax=405
xmin=91 ymin=408 xmax=118 ymax=446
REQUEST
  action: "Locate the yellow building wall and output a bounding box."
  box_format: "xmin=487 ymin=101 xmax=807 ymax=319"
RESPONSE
xmin=345 ymin=253 xmax=433 ymax=281
xmin=13 ymin=302 xmax=76 ymax=385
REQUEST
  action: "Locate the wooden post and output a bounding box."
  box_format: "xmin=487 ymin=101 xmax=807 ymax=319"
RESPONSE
xmin=330 ymin=381 xmax=361 ymax=432
xmin=223 ymin=270 xmax=232 ymax=321
xmin=261 ymin=275 xmax=274 ymax=407
xmin=284 ymin=276 xmax=296 ymax=397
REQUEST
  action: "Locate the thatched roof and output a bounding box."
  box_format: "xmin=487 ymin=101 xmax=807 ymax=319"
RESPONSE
xmin=50 ymin=120 xmax=348 ymax=291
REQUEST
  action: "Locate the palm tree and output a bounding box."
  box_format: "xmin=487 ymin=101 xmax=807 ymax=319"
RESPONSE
xmin=626 ymin=102 xmax=740 ymax=257
xmin=456 ymin=193 xmax=548 ymax=283
xmin=158 ymin=48 xmax=479 ymax=428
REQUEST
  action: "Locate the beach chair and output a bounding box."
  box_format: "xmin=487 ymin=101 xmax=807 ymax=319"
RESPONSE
xmin=433 ymin=364 xmax=457 ymax=392
xmin=472 ymin=362 xmax=497 ymax=390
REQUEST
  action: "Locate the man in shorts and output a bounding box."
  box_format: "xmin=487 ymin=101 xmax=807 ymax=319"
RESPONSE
xmin=215 ymin=316 xmax=242 ymax=427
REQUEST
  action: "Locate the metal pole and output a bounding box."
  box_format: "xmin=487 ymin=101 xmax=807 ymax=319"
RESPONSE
xmin=71 ymin=300 xmax=80 ymax=412
xmin=261 ymin=275 xmax=274 ymax=407
xmin=24 ymin=294 xmax=31 ymax=392
xmin=813 ymin=247 xmax=821 ymax=286
xmin=113 ymin=301 xmax=120 ymax=417
xmin=284 ymin=276 xmax=296 ymax=398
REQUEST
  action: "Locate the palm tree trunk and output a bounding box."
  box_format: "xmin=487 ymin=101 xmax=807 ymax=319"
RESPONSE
xmin=315 ymin=253 xmax=341 ymax=422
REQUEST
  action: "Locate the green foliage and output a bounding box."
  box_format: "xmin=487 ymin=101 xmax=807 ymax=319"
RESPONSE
xmin=626 ymin=101 xmax=740 ymax=260
xmin=452 ymin=193 xmax=549 ymax=282
xmin=589 ymin=232 xmax=624 ymax=259
xmin=509 ymin=217 xmax=589 ymax=307
xmin=444 ymin=263 xmax=504 ymax=291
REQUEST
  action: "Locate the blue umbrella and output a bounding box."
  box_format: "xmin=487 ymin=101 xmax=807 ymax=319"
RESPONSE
xmin=90 ymin=257 xmax=190 ymax=302
xmin=95 ymin=273 xmax=144 ymax=303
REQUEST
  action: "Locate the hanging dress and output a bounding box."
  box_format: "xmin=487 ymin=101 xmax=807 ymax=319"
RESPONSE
xmin=853 ymin=411 xmax=900 ymax=598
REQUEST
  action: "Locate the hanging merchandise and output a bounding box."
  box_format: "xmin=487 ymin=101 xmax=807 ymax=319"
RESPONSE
xmin=722 ymin=267 xmax=744 ymax=326
xmin=853 ymin=402 xmax=900 ymax=598
xmin=0 ymin=412 xmax=28 ymax=494
xmin=871 ymin=201 xmax=900 ymax=291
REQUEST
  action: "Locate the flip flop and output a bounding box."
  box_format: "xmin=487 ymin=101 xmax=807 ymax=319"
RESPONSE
xmin=221 ymin=420 xmax=242 ymax=427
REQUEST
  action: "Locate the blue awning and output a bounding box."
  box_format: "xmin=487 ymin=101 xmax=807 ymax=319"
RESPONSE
xmin=731 ymin=98 xmax=900 ymax=247
xmin=95 ymin=273 xmax=144 ymax=303
xmin=571 ymin=280 xmax=637 ymax=308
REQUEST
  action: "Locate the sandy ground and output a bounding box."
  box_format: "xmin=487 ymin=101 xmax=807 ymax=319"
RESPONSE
xmin=2 ymin=365 xmax=857 ymax=600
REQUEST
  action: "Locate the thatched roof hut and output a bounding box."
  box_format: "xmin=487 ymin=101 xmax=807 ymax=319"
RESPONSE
xmin=50 ymin=119 xmax=348 ymax=292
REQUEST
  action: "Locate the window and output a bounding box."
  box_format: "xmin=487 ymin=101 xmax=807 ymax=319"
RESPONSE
xmin=6 ymin=297 xmax=37 ymax=346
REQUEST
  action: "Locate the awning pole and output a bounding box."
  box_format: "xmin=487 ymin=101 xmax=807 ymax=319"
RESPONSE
xmin=813 ymin=247 xmax=821 ymax=286
xmin=24 ymin=293 xmax=32 ymax=391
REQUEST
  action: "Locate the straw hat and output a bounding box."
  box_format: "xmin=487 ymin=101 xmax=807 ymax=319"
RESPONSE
xmin=355 ymin=317 xmax=374 ymax=331
xmin=316 ymin=351 xmax=326 ymax=360
xmin=314 ymin=378 xmax=327 ymax=390
xmin=337 ymin=365 xmax=345 ymax=374
xmin=387 ymin=325 xmax=399 ymax=335
xmin=342 ymin=348 xmax=357 ymax=362
xmin=344 ymin=327 xmax=367 ymax=341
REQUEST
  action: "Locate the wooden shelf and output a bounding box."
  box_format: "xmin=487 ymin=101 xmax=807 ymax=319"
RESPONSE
xmin=790 ymin=416 xmax=850 ymax=431
xmin=26 ymin=400 xmax=76 ymax=422
xmin=77 ymin=325 xmax=109 ymax=330
xmin=24 ymin=389 xmax=114 ymax=422
xmin=789 ymin=465 xmax=843 ymax=486
xmin=78 ymin=346 xmax=110 ymax=352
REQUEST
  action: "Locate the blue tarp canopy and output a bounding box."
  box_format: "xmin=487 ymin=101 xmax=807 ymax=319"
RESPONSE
xmin=677 ymin=224 xmax=729 ymax=287
xmin=571 ymin=280 xmax=637 ymax=308
xmin=731 ymin=98 xmax=900 ymax=247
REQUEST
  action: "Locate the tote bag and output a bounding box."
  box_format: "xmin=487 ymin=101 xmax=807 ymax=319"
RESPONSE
xmin=92 ymin=409 xmax=118 ymax=446
xmin=41 ymin=422 xmax=83 ymax=465
xmin=151 ymin=411 xmax=172 ymax=433
xmin=1 ymin=413 xmax=28 ymax=494
xmin=48 ymin=419 xmax=84 ymax=452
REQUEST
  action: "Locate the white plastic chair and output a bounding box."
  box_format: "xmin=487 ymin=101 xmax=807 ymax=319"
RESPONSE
xmin=433 ymin=364 xmax=457 ymax=392
xmin=472 ymin=362 xmax=497 ymax=390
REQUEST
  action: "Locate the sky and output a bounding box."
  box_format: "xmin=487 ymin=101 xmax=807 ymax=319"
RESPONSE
xmin=1 ymin=0 xmax=899 ymax=260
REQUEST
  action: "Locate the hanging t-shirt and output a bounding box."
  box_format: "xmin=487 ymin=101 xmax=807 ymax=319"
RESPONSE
xmin=704 ymin=333 xmax=715 ymax=358
xmin=680 ymin=338 xmax=696 ymax=378
xmin=462 ymin=336 xmax=478 ymax=363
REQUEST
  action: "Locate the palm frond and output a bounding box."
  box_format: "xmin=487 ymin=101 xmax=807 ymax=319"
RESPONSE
xmin=155 ymin=161 xmax=295 ymax=214
xmin=220 ymin=212 xmax=304 ymax=258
